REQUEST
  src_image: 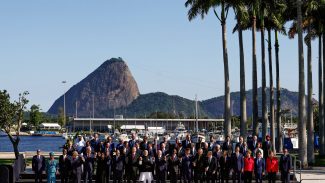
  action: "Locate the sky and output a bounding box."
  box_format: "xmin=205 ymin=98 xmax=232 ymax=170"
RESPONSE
xmin=0 ymin=0 xmax=320 ymax=112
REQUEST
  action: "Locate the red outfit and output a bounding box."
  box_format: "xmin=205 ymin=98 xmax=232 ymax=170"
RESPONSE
xmin=244 ymin=157 xmax=255 ymax=171
xmin=266 ymin=157 xmax=279 ymax=173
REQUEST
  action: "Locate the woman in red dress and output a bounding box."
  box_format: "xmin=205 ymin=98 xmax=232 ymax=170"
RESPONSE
xmin=243 ymin=150 xmax=254 ymax=183
xmin=266 ymin=151 xmax=279 ymax=183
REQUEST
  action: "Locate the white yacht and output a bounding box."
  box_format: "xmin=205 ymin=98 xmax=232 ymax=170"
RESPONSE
xmin=174 ymin=122 xmax=187 ymax=140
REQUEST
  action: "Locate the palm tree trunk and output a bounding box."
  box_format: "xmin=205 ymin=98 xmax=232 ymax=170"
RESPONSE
xmin=238 ymin=19 xmax=247 ymax=140
xmin=261 ymin=26 xmax=267 ymax=141
xmin=275 ymin=30 xmax=283 ymax=153
xmin=252 ymin=14 xmax=259 ymax=137
xmin=297 ymin=0 xmax=308 ymax=168
xmin=221 ymin=2 xmax=231 ymax=138
xmin=319 ymin=34 xmax=324 ymax=156
xmin=268 ymin=29 xmax=275 ymax=153
xmin=323 ymin=31 xmax=325 ymax=155
xmin=307 ymin=33 xmax=314 ymax=164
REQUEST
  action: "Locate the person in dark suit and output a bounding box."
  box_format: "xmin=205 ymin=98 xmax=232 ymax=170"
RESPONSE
xmin=205 ymin=151 xmax=217 ymax=183
xmin=70 ymin=151 xmax=84 ymax=183
xmin=222 ymin=136 xmax=233 ymax=155
xmin=279 ymin=148 xmax=292 ymax=183
xmin=219 ymin=151 xmax=230 ymax=183
xmin=32 ymin=149 xmax=46 ymax=183
xmin=90 ymin=133 xmax=101 ymax=152
xmin=196 ymin=137 xmax=203 ymax=150
xmin=128 ymin=133 xmax=137 ymax=149
xmin=83 ymin=148 xmax=95 ymax=183
xmin=112 ymin=150 xmax=125 ymax=183
xmin=160 ymin=142 xmax=169 ymax=156
xmin=155 ymin=150 xmax=167 ymax=183
xmin=190 ymin=143 xmax=197 ymax=156
xmin=213 ymin=145 xmax=222 ymax=181
xmin=262 ymin=135 xmax=273 ymax=159
xmin=182 ymin=134 xmax=192 ymax=148
xmin=231 ymin=146 xmax=244 ymax=183
xmin=181 ymin=148 xmax=193 ymax=183
xmin=59 ymin=148 xmax=70 ymax=183
xmin=236 ymin=136 xmax=244 ymax=154
xmin=192 ymin=148 xmax=206 ymax=183
xmin=104 ymin=149 xmax=112 ymax=182
xmin=167 ymin=149 xmax=180 ymax=183
xmin=126 ymin=147 xmax=140 ymax=183
xmin=254 ymin=151 xmax=265 ymax=183
xmin=96 ymin=152 xmax=107 ymax=183
xmin=140 ymin=136 xmax=149 ymax=151
xmin=249 ymin=135 xmax=259 ymax=152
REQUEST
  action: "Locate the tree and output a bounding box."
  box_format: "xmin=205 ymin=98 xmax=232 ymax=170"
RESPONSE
xmin=233 ymin=1 xmax=249 ymax=140
xmin=297 ymin=0 xmax=308 ymax=168
xmin=29 ymin=104 xmax=43 ymax=127
xmin=0 ymin=90 xmax=29 ymax=159
xmin=185 ymin=0 xmax=231 ymax=137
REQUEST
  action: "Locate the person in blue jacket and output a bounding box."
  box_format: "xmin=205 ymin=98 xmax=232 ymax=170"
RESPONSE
xmin=46 ymin=152 xmax=58 ymax=183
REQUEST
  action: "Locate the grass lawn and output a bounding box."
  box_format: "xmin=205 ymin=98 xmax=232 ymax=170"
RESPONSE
xmin=0 ymin=159 xmax=14 ymax=165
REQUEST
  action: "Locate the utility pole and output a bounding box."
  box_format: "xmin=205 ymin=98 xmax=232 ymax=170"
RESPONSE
xmin=62 ymin=81 xmax=67 ymax=127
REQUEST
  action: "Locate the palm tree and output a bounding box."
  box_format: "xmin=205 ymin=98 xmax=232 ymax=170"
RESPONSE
xmin=246 ymin=0 xmax=259 ymax=136
xmin=264 ymin=0 xmax=286 ymax=152
xmin=259 ymin=0 xmax=268 ymax=141
xmin=185 ymin=0 xmax=231 ymax=137
xmin=297 ymin=0 xmax=308 ymax=168
xmin=233 ymin=1 xmax=249 ymax=140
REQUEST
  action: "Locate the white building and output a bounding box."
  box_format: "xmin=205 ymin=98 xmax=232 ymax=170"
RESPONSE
xmin=39 ymin=123 xmax=61 ymax=130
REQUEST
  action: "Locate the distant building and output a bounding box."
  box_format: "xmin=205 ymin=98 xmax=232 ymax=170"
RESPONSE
xmin=39 ymin=123 xmax=61 ymax=131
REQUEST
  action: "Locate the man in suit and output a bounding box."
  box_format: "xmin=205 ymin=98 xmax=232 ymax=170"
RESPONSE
xmin=190 ymin=143 xmax=197 ymax=156
xmin=32 ymin=149 xmax=45 ymax=183
xmin=112 ymin=150 xmax=125 ymax=183
xmin=254 ymin=151 xmax=265 ymax=183
xmin=70 ymin=151 xmax=84 ymax=183
xmin=59 ymin=148 xmax=70 ymax=183
xmin=155 ymin=150 xmax=167 ymax=183
xmin=279 ymin=148 xmax=292 ymax=183
xmin=262 ymin=135 xmax=273 ymax=159
xmin=219 ymin=151 xmax=230 ymax=183
xmin=231 ymin=146 xmax=244 ymax=183
xmin=196 ymin=137 xmax=203 ymax=150
xmin=167 ymin=149 xmax=180 ymax=183
xmin=222 ymin=136 xmax=233 ymax=155
xmin=182 ymin=134 xmax=192 ymax=148
xmin=90 ymin=133 xmax=100 ymax=152
xmin=126 ymin=147 xmax=139 ymax=183
xmin=249 ymin=135 xmax=259 ymax=152
xmin=83 ymin=148 xmax=94 ymax=183
xmin=140 ymin=136 xmax=149 ymax=151
xmin=160 ymin=142 xmax=169 ymax=156
xmin=128 ymin=133 xmax=137 ymax=149
xmin=208 ymin=135 xmax=216 ymax=151
xmin=181 ymin=148 xmax=193 ymax=183
xmin=236 ymin=136 xmax=244 ymax=154
xmin=205 ymin=151 xmax=217 ymax=183
xmin=193 ymin=148 xmax=206 ymax=183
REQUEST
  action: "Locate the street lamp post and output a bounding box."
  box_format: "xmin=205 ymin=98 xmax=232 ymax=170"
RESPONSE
xmin=62 ymin=81 xmax=67 ymax=128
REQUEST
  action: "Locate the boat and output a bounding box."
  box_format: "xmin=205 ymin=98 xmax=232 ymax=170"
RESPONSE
xmin=174 ymin=122 xmax=187 ymax=140
xmin=118 ymin=134 xmax=130 ymax=142
xmin=32 ymin=131 xmax=61 ymax=137
xmin=191 ymin=133 xmax=206 ymax=143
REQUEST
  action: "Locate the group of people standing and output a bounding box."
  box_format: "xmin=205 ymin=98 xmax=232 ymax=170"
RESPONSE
xmin=32 ymin=133 xmax=293 ymax=183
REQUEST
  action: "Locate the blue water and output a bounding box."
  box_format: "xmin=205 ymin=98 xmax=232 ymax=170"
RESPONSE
xmin=0 ymin=136 xmax=66 ymax=152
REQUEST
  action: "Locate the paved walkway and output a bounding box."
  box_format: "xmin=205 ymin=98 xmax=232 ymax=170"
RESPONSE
xmin=296 ymin=167 xmax=325 ymax=183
